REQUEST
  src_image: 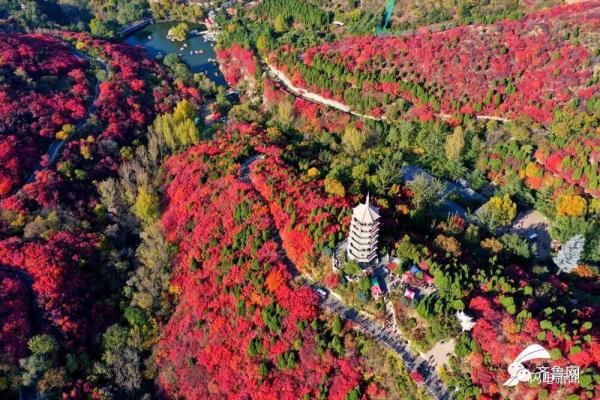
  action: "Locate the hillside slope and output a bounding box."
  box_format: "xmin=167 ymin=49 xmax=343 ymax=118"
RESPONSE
xmin=272 ymin=1 xmax=599 ymax=125
xmin=0 ymin=32 xmax=178 ymax=398
xmin=157 ymin=125 xmax=389 ymax=399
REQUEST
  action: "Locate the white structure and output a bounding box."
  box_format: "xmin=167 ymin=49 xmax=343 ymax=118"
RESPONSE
xmin=553 ymin=234 xmax=585 ymax=274
xmin=456 ymin=311 xmax=476 ymax=332
xmin=347 ymin=194 xmax=380 ymax=265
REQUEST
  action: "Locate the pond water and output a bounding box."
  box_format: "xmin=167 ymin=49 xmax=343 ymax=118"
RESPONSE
xmin=124 ymin=21 xmax=226 ymax=87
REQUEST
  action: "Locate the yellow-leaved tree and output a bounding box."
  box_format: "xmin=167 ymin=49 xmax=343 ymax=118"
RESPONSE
xmin=342 ymin=124 xmax=367 ymax=155
xmin=324 ymin=178 xmax=345 ymax=197
xmin=556 ymin=194 xmax=587 ymax=217
xmin=55 ymin=124 xmax=76 ymax=140
xmin=444 ymin=126 xmax=465 ymax=161
xmin=153 ymin=100 xmax=199 ymax=151
xmin=274 ymin=14 xmax=288 ymax=33
xmin=479 ymin=193 xmax=517 ymax=230
xmin=306 ymin=167 xmax=319 ymax=180
xmin=134 ymin=186 xmax=160 ymax=224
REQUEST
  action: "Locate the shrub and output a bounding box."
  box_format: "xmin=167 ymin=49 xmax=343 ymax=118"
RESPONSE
xmin=434 ymin=234 xmax=462 ymax=257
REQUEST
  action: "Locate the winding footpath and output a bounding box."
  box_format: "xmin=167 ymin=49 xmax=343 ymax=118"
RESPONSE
xmin=264 ymin=61 xmax=382 ymax=121
xmin=25 ymin=51 xmax=108 ymax=185
xmin=263 ymin=60 xmax=510 ymax=124
xmin=0 ymin=265 xmax=33 ymax=287
xmin=239 ymin=156 xmax=452 ymax=400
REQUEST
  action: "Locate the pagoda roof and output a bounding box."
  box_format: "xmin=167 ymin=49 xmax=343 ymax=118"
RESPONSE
xmin=352 ymin=193 xmax=380 ymax=224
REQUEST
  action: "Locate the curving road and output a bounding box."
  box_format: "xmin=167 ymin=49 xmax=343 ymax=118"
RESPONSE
xmin=0 ymin=265 xmax=33 ymax=287
xmin=239 ymin=156 xmax=451 ymax=400
xmin=264 ymin=61 xmax=382 ymax=121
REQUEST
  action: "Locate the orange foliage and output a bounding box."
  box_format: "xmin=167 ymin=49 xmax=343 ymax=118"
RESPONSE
xmin=266 ymin=268 xmax=286 ymax=292
xmin=573 ymin=264 xmax=596 ymax=278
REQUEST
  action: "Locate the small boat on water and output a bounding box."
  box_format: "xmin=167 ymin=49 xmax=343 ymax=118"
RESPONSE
xmin=148 ymin=35 xmax=152 ymax=40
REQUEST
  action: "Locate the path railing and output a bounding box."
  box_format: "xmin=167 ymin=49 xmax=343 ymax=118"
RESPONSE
xmin=118 ymin=18 xmax=153 ymax=37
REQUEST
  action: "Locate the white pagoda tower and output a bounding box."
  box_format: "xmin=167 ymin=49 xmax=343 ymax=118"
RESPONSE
xmin=347 ymin=194 xmax=380 ymax=265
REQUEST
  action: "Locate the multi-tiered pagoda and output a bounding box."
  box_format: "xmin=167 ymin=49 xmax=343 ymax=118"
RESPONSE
xmin=347 ymin=194 xmax=380 ymax=266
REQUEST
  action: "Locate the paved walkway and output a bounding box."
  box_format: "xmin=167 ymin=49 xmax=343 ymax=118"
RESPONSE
xmin=321 ymin=293 xmax=452 ymax=399
xmin=239 ymin=154 xmax=264 ymax=182
xmin=509 ymin=210 xmax=551 ymax=259
xmin=423 ymin=339 xmax=456 ymax=369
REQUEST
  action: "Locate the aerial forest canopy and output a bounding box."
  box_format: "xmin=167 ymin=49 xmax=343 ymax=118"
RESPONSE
xmin=0 ymin=1 xmax=598 ymax=400
xmin=256 ymin=0 xmax=333 ymax=28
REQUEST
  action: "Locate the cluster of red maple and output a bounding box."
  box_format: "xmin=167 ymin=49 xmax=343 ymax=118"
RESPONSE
xmin=0 ymin=32 xmax=174 ymax=214
xmin=250 ymin=153 xmax=349 ymax=269
xmin=0 ymin=233 xmax=101 ymax=352
xmin=157 ymin=125 xmax=374 ymax=399
xmin=216 ymin=44 xmax=258 ymax=87
xmin=57 ymin=32 xmax=174 ymax=179
xmin=276 ymin=1 xmax=598 ymax=124
xmin=535 ymin=136 xmax=600 ymax=198
xmin=0 ymin=270 xmax=31 ymax=363
xmin=480 ymin=127 xmax=599 ymax=200
xmin=0 ymin=32 xmax=178 ymax=394
xmin=0 ymin=34 xmax=92 ymax=197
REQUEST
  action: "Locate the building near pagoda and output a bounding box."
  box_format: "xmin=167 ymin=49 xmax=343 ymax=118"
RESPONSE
xmin=347 ymin=194 xmax=380 ymax=266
